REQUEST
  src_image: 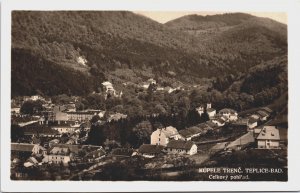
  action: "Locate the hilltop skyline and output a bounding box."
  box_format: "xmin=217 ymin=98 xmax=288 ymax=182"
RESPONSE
xmin=135 ymin=11 xmax=287 ymax=24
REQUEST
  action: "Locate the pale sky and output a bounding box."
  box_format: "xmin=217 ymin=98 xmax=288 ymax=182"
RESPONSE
xmin=135 ymin=11 xmax=287 ymax=24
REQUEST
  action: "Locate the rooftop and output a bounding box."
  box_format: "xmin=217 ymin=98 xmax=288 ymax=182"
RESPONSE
xmin=166 ymin=140 xmax=195 ymax=150
xmin=248 ymin=117 xmax=258 ymax=124
xmin=85 ymin=148 xmax=106 ymax=158
xmin=157 ymin=126 xmax=179 ymax=138
xmin=256 ymin=110 xmax=269 ymax=117
xmin=102 ymin=81 xmax=113 ymax=86
xmin=260 ymin=107 xmax=273 ymax=113
xmin=11 ymin=143 xmax=34 ymax=152
xmin=219 ymin=108 xmax=237 ymax=114
xmin=138 ymin=144 xmax=164 ymax=154
xmin=257 ymin=126 xmax=280 ymax=140
xmin=49 ymin=147 xmax=70 ymax=155
xmin=179 ymin=126 xmax=203 ymax=138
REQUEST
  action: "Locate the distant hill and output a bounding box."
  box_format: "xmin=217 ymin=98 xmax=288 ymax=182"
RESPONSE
xmin=11 ymin=11 xmax=287 ymax=97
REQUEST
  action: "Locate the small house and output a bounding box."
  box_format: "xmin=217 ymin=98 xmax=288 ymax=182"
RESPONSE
xmin=195 ymin=106 xmax=204 ymax=116
xmin=165 ymin=140 xmax=197 ymax=155
xmin=219 ymin=108 xmax=238 ymax=121
xmin=138 ymin=144 xmax=164 ymax=158
xmin=248 ymin=117 xmax=258 ymax=129
xmin=206 ymin=103 xmax=216 ymax=118
xmin=211 ymin=117 xmax=225 ymax=127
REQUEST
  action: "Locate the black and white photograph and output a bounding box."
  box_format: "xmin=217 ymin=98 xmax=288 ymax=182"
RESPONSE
xmin=2 ymin=0 xmax=300 ymax=192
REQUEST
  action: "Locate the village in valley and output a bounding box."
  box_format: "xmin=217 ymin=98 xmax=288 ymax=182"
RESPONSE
xmin=10 ymin=11 xmax=288 ymax=181
xmin=11 ymin=79 xmax=288 ymax=181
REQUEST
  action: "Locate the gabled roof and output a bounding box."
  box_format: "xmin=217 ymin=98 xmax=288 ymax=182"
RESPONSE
xmin=232 ymin=118 xmax=248 ymax=126
xmin=219 ymin=108 xmax=237 ymax=114
xmin=139 ymin=144 xmax=164 ymax=154
xmin=51 ymin=144 xmax=80 ymax=153
xmin=257 ymin=110 xmax=269 ymax=117
xmin=49 ymin=147 xmax=70 ymax=155
xmin=248 ymin=117 xmax=258 ymax=124
xmin=157 ymin=126 xmax=179 ymax=138
xmin=179 ymin=124 xmax=204 ymax=138
xmin=85 ymin=148 xmax=106 ymax=158
xmin=27 ymin=157 xmax=39 ymax=164
xmin=166 ymin=140 xmax=195 ymax=150
xmin=261 ymin=107 xmax=273 ymax=113
xmin=251 ymin=114 xmax=260 ymax=120
xmin=257 ymin=126 xmax=280 ymax=140
xmin=179 ymin=129 xmax=194 ymax=138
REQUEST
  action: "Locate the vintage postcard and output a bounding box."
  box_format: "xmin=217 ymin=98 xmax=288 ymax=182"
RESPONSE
xmin=1 ymin=0 xmax=300 ymax=192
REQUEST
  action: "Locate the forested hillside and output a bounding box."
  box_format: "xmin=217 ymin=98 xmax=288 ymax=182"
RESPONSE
xmin=11 ymin=11 xmax=287 ymax=97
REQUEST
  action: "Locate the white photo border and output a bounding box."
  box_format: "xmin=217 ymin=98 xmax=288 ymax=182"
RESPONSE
xmin=1 ymin=0 xmax=300 ymax=192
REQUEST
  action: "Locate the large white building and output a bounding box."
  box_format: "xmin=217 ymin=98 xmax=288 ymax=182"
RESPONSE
xmin=151 ymin=126 xmax=181 ymax=146
xmin=256 ymin=126 xmax=280 ymax=149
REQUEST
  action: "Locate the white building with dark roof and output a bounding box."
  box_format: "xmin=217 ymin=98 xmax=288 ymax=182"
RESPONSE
xmin=248 ymin=117 xmax=258 ymax=129
xmin=211 ymin=117 xmax=226 ymax=126
xmin=195 ymin=106 xmax=204 ymax=116
xmin=219 ymin=108 xmax=238 ymax=121
xmin=206 ymin=103 xmax=216 ymax=118
xmin=166 ymin=140 xmax=197 ymax=155
xmin=256 ymin=126 xmax=280 ymax=149
xmin=151 ymin=126 xmax=180 ymax=146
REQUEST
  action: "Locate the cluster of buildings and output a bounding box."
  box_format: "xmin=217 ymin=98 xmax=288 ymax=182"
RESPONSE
xmin=11 ymin=143 xmax=106 ymax=169
xmin=138 ymin=104 xmax=281 ymax=158
xmin=137 ymin=78 xmax=184 ymax=94
xmin=138 ymin=126 xmax=198 ymax=158
xmin=11 ymin=92 xmax=284 ymax=180
xmin=11 ymin=94 xmax=129 ymax=179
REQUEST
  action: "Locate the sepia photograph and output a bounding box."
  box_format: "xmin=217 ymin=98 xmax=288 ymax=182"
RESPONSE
xmin=9 ymin=10 xmax=288 ymax=181
xmin=2 ymin=0 xmax=300 ymax=192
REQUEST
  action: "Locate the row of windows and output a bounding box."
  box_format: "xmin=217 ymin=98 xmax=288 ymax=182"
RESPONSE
xmin=50 ymin=156 xmax=64 ymax=160
xmin=169 ymin=148 xmax=186 ymax=152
